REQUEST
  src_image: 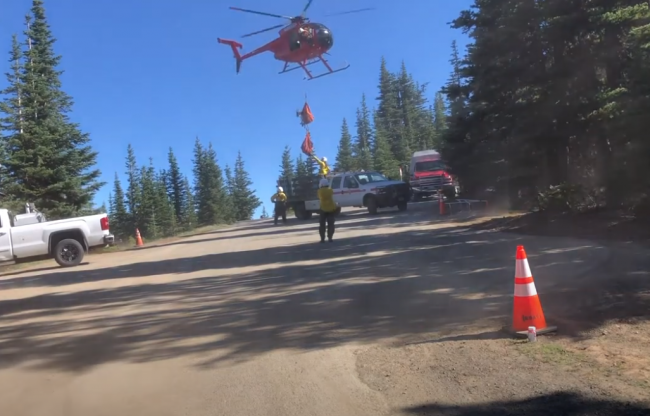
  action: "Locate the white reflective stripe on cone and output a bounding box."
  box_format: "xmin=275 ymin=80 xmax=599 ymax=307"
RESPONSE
xmin=514 ymin=282 xmax=538 ymax=297
xmin=515 ymin=259 xmax=532 ymax=278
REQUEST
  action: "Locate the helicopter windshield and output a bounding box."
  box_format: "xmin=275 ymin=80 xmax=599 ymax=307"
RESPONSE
xmin=313 ymin=24 xmax=333 ymax=48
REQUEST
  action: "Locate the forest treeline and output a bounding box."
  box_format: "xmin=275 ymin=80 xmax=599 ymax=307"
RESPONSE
xmin=325 ymin=1 xmax=650 ymax=215
xmin=0 ymin=0 xmax=261 ymax=242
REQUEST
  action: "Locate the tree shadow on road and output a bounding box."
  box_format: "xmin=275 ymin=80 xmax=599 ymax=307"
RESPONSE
xmin=0 ymin=222 xmax=647 ymax=373
xmin=400 ymin=391 xmax=649 ymax=415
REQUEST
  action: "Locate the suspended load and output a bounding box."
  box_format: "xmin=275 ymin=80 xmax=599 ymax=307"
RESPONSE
xmin=297 ymin=102 xmax=314 ymax=127
xmin=301 ymin=131 xmax=314 ymax=156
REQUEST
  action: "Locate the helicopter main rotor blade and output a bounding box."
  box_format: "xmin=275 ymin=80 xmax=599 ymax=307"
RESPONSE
xmin=229 ymin=6 xmax=293 ymax=20
xmin=242 ymin=24 xmax=285 ymax=38
xmin=301 ymin=0 xmax=314 ymax=17
xmin=324 ymin=7 xmax=375 ymax=17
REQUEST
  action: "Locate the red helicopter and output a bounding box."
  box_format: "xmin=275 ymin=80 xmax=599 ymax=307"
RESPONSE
xmin=217 ymin=0 xmax=372 ymax=80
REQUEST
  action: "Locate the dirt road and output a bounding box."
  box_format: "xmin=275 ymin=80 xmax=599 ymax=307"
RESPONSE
xmin=0 ymin=203 xmax=648 ymax=415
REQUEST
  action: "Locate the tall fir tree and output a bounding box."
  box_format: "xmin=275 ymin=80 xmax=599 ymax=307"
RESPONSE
xmin=124 ymin=143 xmax=141 ymax=230
xmin=335 ymin=118 xmax=354 ymax=171
xmin=0 ymin=35 xmax=23 ymax=196
xmin=154 ymin=169 xmax=176 ymax=236
xmin=166 ymin=147 xmax=185 ymax=224
xmin=375 ymin=57 xmax=404 ymax=165
xmin=373 ymin=110 xmax=399 ymax=178
xmin=432 ymin=92 xmax=447 ymax=149
xmin=181 ymin=176 xmax=197 ymax=229
xmin=279 ymin=145 xmax=294 ymax=183
xmin=139 ymin=159 xmax=158 ymax=238
xmin=353 ymin=94 xmax=374 ymax=170
xmin=224 ymin=164 xmax=236 ymax=222
xmin=109 ymin=172 xmax=129 ymax=239
xmin=232 ymin=151 xmax=261 ymax=221
xmin=0 ymin=1 xmax=103 ymax=218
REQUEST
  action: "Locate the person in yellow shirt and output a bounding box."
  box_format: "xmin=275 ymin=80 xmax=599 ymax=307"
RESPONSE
xmin=312 ymin=155 xmax=330 ymax=177
xmin=271 ymin=186 xmax=288 ymax=225
xmin=317 ymin=178 xmax=338 ymax=242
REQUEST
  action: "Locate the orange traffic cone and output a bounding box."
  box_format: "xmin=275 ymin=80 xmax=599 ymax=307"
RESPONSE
xmin=135 ymin=228 xmax=144 ymax=247
xmin=511 ymin=245 xmax=557 ymax=336
xmin=438 ymin=190 xmax=446 ymax=215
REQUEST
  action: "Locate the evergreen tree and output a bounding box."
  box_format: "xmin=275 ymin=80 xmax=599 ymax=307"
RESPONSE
xmin=232 ymin=151 xmax=261 ymax=221
xmin=373 ymin=110 xmax=399 ymax=178
xmin=124 ymin=144 xmax=141 ymax=229
xmin=353 ymin=94 xmax=374 ymax=170
xmin=432 ymin=92 xmax=447 ymax=149
xmin=181 ymin=176 xmax=197 ymax=229
xmin=0 ymin=1 xmax=103 ymax=218
xmin=375 ymin=57 xmax=404 ymax=165
xmin=192 ymin=139 xmax=229 ymax=225
xmin=295 ymin=154 xmax=309 ymax=180
xmin=261 ymin=206 xmax=269 ymax=218
xmin=167 ymin=147 xmax=185 ymax=224
xmin=0 ymin=35 xmax=23 ymax=195
xmin=110 ymin=172 xmax=129 ymax=238
xmin=279 ymin=145 xmax=294 ymax=183
xmin=335 ymin=118 xmax=354 ymax=171
xmin=224 ymin=164 xmax=236 ymax=222
xmin=139 ymin=160 xmax=158 ymax=238
xmin=155 ymin=169 xmax=176 ymax=236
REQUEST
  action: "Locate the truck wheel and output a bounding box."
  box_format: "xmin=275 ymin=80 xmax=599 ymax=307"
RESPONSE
xmin=366 ymin=196 xmax=378 ymax=215
xmin=54 ymin=238 xmax=85 ymax=267
xmin=397 ymin=200 xmax=408 ymax=211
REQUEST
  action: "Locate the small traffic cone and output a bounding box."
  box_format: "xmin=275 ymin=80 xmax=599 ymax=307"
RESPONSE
xmin=438 ymin=190 xmax=446 ymax=215
xmin=135 ymin=228 xmax=144 ymax=247
xmin=511 ymin=245 xmax=557 ymax=336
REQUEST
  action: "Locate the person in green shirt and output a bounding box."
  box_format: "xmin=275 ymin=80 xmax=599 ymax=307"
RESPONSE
xmin=317 ymin=178 xmax=337 ymax=242
xmin=271 ymin=186 xmax=288 ymax=225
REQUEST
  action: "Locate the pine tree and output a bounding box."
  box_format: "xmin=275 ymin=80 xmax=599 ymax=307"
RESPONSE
xmin=110 ymin=172 xmax=129 ymax=238
xmin=232 ymin=151 xmax=261 ymax=221
xmin=373 ymin=110 xmax=399 ymax=178
xmin=192 ymin=139 xmax=229 ymax=225
xmin=295 ymin=154 xmax=309 ymax=180
xmin=432 ymin=92 xmax=447 ymax=149
xmin=139 ymin=160 xmax=158 ymax=238
xmin=124 ymin=144 xmax=141 ymax=230
xmin=0 ymin=35 xmax=23 ymax=195
xmin=375 ymin=57 xmax=404 ymax=165
xmin=204 ymin=142 xmax=230 ymax=223
xmin=261 ymin=206 xmax=269 ymax=218
xmin=1 ymin=1 xmax=103 ymax=218
xmin=279 ymin=145 xmax=294 ymax=183
xmin=335 ymin=118 xmax=354 ymax=171
xmin=354 ymin=94 xmax=374 ymax=170
xmin=154 ymin=169 xmax=176 ymax=236
xmin=167 ymin=147 xmax=185 ymax=224
xmin=181 ymin=176 xmax=197 ymax=229
xmin=224 ymin=164 xmax=236 ymax=222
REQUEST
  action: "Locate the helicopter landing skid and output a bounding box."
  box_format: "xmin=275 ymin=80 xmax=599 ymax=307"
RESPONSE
xmin=279 ymin=55 xmax=350 ymax=80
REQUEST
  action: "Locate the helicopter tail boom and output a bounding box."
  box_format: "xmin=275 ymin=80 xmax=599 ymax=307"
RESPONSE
xmin=217 ymin=38 xmax=244 ymax=73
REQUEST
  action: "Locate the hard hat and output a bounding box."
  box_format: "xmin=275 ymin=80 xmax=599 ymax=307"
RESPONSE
xmin=322 ymin=156 xmax=328 ymax=162
xmin=277 ymin=186 xmax=283 ymax=192
xmin=319 ymin=178 xmax=329 ymax=188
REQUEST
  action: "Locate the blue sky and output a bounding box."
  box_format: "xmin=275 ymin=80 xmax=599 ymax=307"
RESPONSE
xmin=0 ymin=0 xmax=471 ymax=217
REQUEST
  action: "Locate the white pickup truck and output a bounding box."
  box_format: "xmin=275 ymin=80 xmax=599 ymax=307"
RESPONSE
xmin=280 ymin=171 xmax=411 ymax=219
xmin=0 ymin=203 xmax=115 ymax=267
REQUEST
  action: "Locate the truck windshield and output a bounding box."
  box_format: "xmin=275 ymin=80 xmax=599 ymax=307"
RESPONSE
xmin=355 ymin=172 xmax=389 ymax=184
xmin=415 ymin=160 xmax=446 ymax=172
